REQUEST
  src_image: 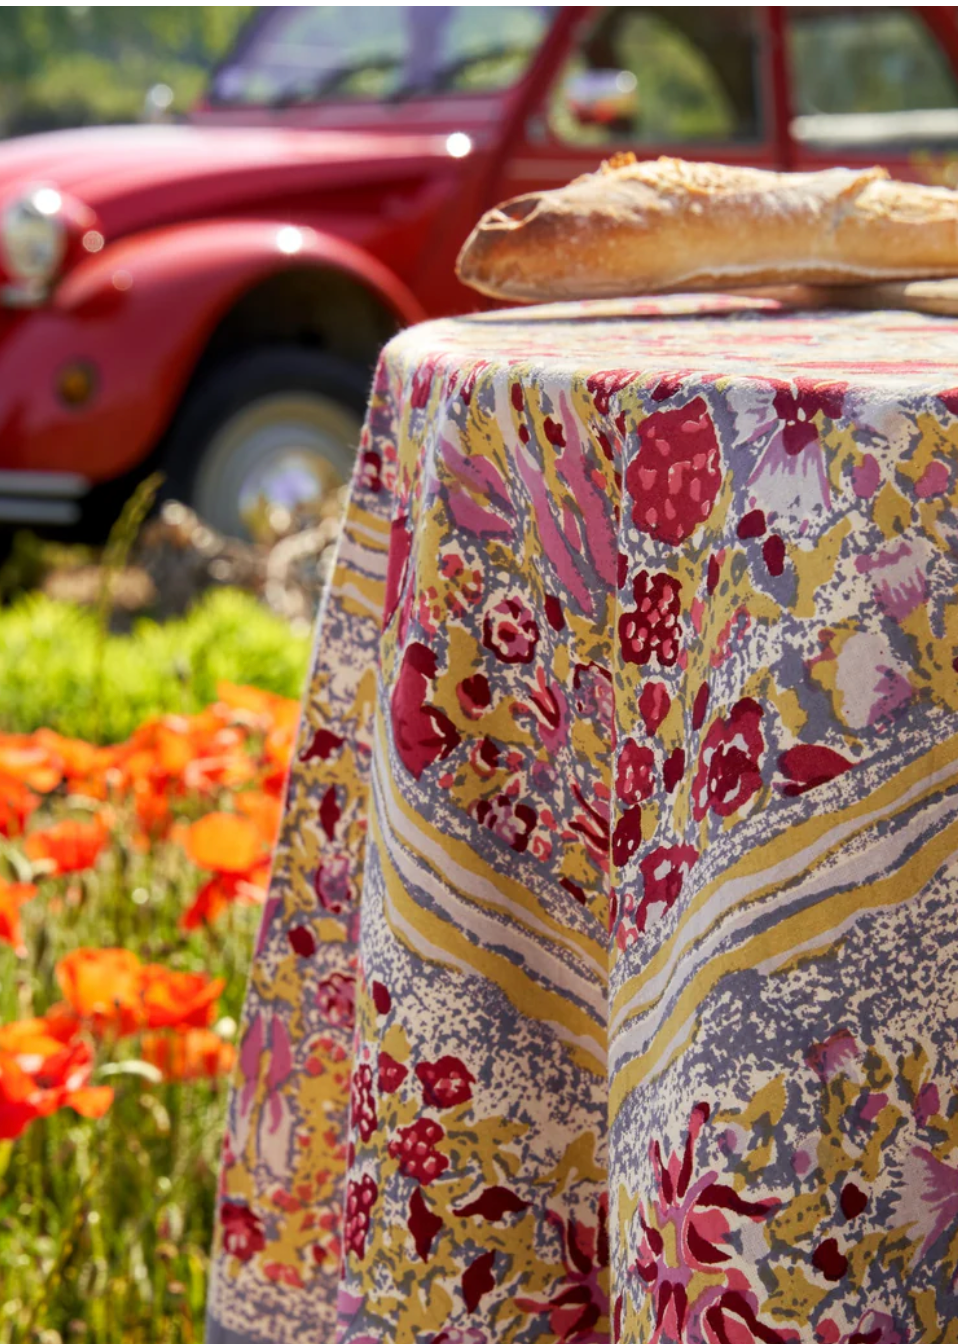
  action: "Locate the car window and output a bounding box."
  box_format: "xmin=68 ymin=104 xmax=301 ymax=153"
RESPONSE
xmin=788 ymin=7 xmax=958 ymax=150
xmin=210 ymin=5 xmax=552 ymax=107
xmin=548 ymin=7 xmax=764 ymax=148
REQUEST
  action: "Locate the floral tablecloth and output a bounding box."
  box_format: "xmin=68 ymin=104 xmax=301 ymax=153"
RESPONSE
xmin=206 ymin=296 xmax=958 ymax=1344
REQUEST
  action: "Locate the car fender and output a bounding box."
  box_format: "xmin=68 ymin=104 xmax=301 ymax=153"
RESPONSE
xmin=0 ymin=219 xmax=426 ymax=480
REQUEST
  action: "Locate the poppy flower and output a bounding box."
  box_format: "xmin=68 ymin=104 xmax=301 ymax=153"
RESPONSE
xmin=25 ymin=815 xmax=110 ymax=875
xmin=234 ymin=791 xmax=282 ymax=849
xmin=0 ymin=1018 xmax=113 ymax=1140
xmin=141 ymin=1027 xmax=235 ymax=1082
xmin=55 ymin=947 xmax=145 ymax=1036
xmin=180 ymin=861 xmax=269 ymax=932
xmin=184 ymin=812 xmax=264 ymax=874
xmin=0 ymin=773 xmax=39 ymax=838
xmin=0 ymin=879 xmax=38 ymax=955
xmin=139 ymin=964 xmax=226 ymax=1031
xmin=0 ymin=737 xmax=63 ymax=793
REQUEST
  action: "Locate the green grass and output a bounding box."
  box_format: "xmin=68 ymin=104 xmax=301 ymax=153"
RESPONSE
xmin=0 ymin=588 xmax=311 ymax=743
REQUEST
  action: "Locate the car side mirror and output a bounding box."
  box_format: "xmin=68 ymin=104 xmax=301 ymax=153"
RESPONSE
xmin=564 ymin=69 xmax=638 ymax=129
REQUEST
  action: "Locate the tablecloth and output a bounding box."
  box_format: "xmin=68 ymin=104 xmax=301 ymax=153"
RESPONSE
xmin=206 ymin=295 xmax=958 ymax=1344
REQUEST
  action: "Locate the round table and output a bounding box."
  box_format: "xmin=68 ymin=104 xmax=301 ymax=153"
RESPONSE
xmin=206 ymin=296 xmax=958 ymax=1344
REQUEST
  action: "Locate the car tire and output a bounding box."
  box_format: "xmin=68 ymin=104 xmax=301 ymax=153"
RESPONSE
xmin=162 ymin=346 xmax=370 ymax=539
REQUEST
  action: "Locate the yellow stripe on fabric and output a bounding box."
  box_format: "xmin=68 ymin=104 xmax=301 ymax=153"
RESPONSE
xmin=330 ymin=574 xmax=385 ymax=618
xmin=610 ymin=808 xmax=958 ymax=1117
xmin=369 ymin=801 xmax=608 ymax=1078
xmin=344 ymin=504 xmax=392 ymax=543
xmin=374 ymin=713 xmax=608 ymax=978
xmin=611 ymin=729 xmax=958 ymax=1020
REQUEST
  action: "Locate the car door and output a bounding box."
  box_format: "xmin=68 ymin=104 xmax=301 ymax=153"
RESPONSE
xmin=495 ymin=5 xmax=780 ymax=203
xmin=784 ymin=6 xmax=958 ymax=183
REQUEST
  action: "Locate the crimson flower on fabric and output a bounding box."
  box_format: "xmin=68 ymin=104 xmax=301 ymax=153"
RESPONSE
xmin=515 ymin=1193 xmax=610 ymax=1342
xmin=619 ymin=571 xmax=683 ymax=668
xmin=691 ymin=698 xmax=765 ymax=821
xmin=771 ymin=379 xmax=846 ymax=456
xmin=626 ymin=397 xmax=723 ymax=545
xmin=220 ymin=1201 xmax=266 ymax=1262
xmin=482 ymin=596 xmax=540 ymax=665
xmin=390 ymin=643 xmax=461 ymax=779
xmin=632 ymin=1102 xmax=795 ymax=1344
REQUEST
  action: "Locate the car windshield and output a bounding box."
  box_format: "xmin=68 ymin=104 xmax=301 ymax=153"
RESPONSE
xmin=210 ymin=5 xmax=553 ymax=108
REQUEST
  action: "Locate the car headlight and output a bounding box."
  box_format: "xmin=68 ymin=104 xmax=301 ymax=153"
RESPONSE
xmin=1 ymin=186 xmax=68 ymax=286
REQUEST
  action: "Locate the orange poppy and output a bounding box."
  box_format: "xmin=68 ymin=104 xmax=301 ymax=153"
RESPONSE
xmin=0 ymin=1024 xmax=113 ymax=1140
xmin=0 ymin=879 xmax=38 ymax=956
xmin=235 ymin=791 xmax=282 ymax=849
xmin=180 ymin=860 xmax=269 ymax=931
xmin=25 ymin=815 xmax=110 ymax=876
xmin=55 ymin=947 xmax=226 ymax=1037
xmin=0 ymin=737 xmax=62 ymax=793
xmin=183 ymin=812 xmax=263 ymax=874
xmin=55 ymin=947 xmax=145 ymax=1036
xmin=0 ymin=773 xmax=40 ymax=839
xmin=141 ymin=1027 xmax=236 ymax=1082
xmin=139 ymin=964 xmax=226 ymax=1032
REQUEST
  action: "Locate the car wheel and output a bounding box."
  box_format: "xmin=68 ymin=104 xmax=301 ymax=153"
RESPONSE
xmin=163 ymin=347 xmax=369 ymax=539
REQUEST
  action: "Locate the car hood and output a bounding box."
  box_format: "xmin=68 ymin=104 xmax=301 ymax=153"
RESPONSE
xmin=0 ymin=123 xmax=453 ymax=236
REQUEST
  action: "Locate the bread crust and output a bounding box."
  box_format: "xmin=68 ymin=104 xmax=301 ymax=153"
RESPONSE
xmin=456 ymin=155 xmax=958 ymax=302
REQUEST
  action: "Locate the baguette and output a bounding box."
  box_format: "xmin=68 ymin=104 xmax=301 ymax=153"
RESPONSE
xmin=456 ymin=154 xmax=958 ymax=302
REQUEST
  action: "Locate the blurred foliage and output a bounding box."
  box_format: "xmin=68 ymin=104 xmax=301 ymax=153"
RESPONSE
xmin=0 ymin=588 xmax=310 ymax=744
xmin=0 ymin=7 xmax=252 ymax=135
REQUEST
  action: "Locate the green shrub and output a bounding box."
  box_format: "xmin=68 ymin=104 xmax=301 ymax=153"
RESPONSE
xmin=0 ymin=588 xmax=311 ymax=743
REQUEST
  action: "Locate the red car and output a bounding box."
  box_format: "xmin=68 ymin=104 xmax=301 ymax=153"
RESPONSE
xmin=3 ymin=4 xmax=958 ymax=538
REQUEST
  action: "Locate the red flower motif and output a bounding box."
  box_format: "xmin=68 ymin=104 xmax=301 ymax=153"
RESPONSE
xmin=639 ymin=681 xmax=671 ymax=737
xmin=378 ymin=1050 xmax=408 ymax=1094
xmin=516 ymin=1193 xmax=610 ymax=1342
xmin=473 ymin=793 xmax=537 ymax=853
xmin=632 ymin=1103 xmax=790 ymax=1344
xmin=316 ymin=972 xmax=355 ymax=1027
xmin=777 ymin=744 xmax=854 ymax=798
xmin=383 ymin=515 xmax=413 ymax=628
xmin=625 ymin=398 xmax=722 ymax=545
xmin=416 ymin=1055 xmax=476 ymax=1109
xmin=691 ymin=698 xmax=765 ymax=821
xmin=313 ymin=854 xmax=352 ymax=914
xmin=350 ymin=1062 xmax=377 ymax=1141
xmin=616 ymin=741 xmax=656 ymax=806
xmin=636 ymin=844 xmax=698 ymax=933
xmin=482 ymin=596 xmax=540 ymax=664
xmin=408 ymin=1187 xmax=444 ymax=1262
xmin=388 ymin=1117 xmax=449 ymax=1184
xmin=344 ymin=1173 xmax=378 ymax=1259
xmin=771 ymin=379 xmax=846 ymax=456
xmin=220 ymin=1201 xmax=266 ymax=1263
xmin=619 ymin=571 xmax=683 ymax=668
xmin=612 ymin=806 xmax=643 ymax=869
xmin=391 ymin=643 xmax=461 ymax=780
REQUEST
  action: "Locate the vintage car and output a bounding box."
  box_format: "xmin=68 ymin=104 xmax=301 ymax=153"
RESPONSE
xmin=2 ymin=5 xmax=958 ymax=538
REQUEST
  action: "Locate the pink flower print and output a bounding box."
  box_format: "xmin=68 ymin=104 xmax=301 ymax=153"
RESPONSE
xmin=473 ymin=793 xmax=537 ymax=853
xmin=388 ymin=1117 xmax=449 ymax=1184
xmin=902 ymin=1147 xmax=958 ymax=1264
xmin=515 ymin=1193 xmax=610 ymax=1343
xmin=316 ymin=972 xmax=356 ymax=1028
xmin=344 ymin=1173 xmax=378 ymax=1259
xmin=625 ymin=397 xmax=723 ymax=545
xmin=805 ymin=1028 xmax=860 ymax=1082
xmin=619 ymin=570 xmax=683 ymax=668
xmin=637 ymin=844 xmax=698 ymax=933
xmin=632 ymin=1103 xmax=788 ymax=1344
xmin=220 ymin=1201 xmax=266 ymax=1262
xmin=482 ymin=596 xmax=540 ymax=664
xmin=390 ymin=643 xmax=461 ymax=779
xmin=691 ymin=698 xmax=765 ymax=821
xmin=915 ymin=459 xmax=950 ymax=498
xmin=415 ymin=1055 xmax=476 ymax=1109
